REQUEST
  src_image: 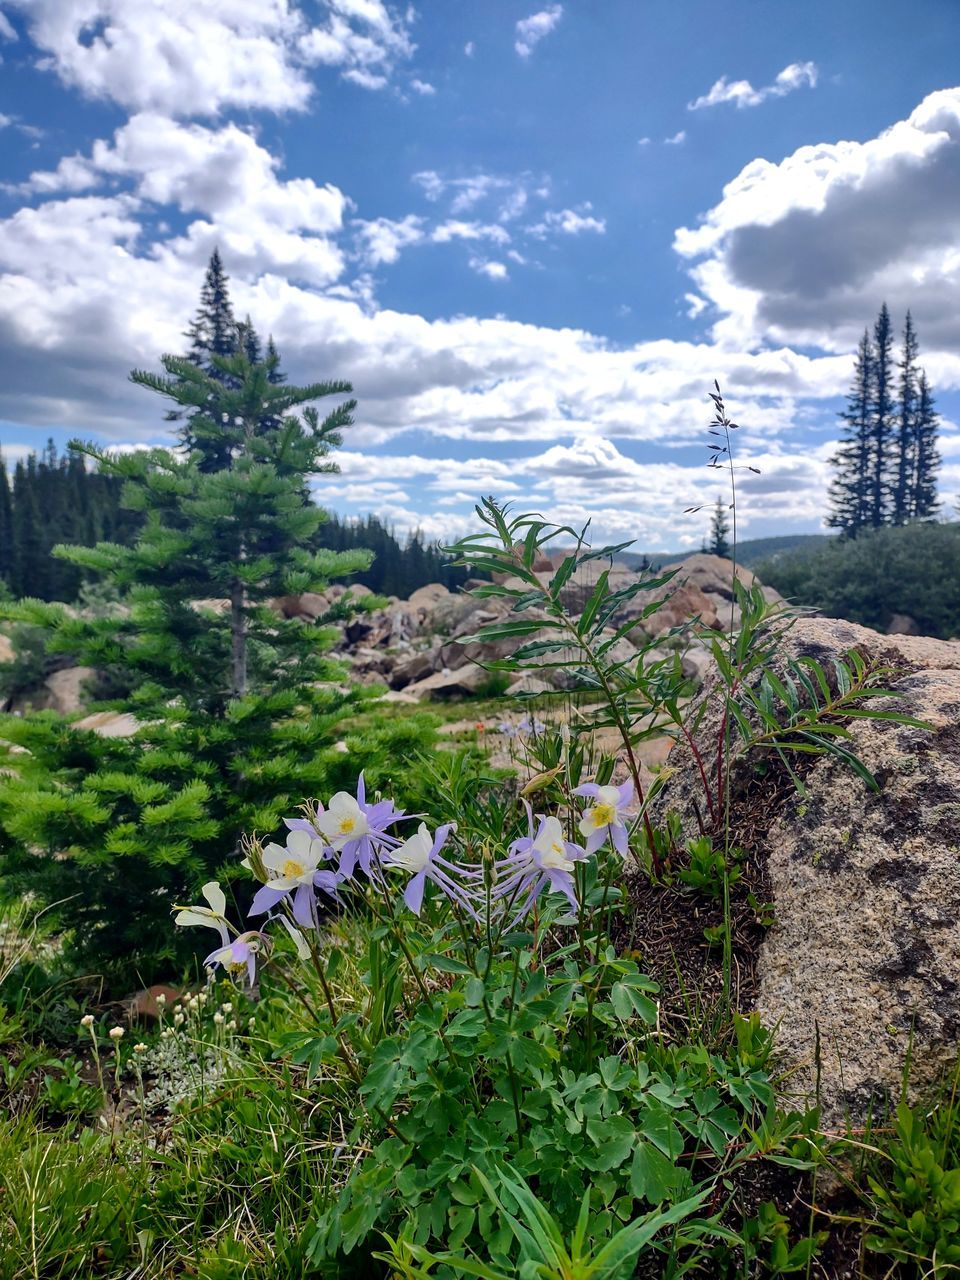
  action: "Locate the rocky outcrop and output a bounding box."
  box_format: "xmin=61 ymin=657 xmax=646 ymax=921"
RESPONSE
xmin=654 ymin=615 xmax=960 ymax=1123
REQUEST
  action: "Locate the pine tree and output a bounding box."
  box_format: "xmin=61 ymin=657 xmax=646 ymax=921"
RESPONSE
xmin=869 ymin=303 xmax=895 ymax=528
xmin=708 ymin=496 xmax=730 ymax=558
xmin=236 ymin=315 xmax=262 ymax=365
xmin=892 ymin=312 xmax=919 ymax=526
xmin=0 ymin=454 xmax=13 ymax=590
xmin=0 ymin=347 xmax=436 ymax=983
xmin=911 ymin=371 xmax=941 ymax=521
xmin=827 ymin=329 xmax=874 ymax=536
xmin=185 ymin=248 xmax=238 ymax=373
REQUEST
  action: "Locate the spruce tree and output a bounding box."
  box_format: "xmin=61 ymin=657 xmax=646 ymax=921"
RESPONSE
xmin=185 ymin=248 xmax=238 ymax=373
xmin=0 ymin=347 xmax=436 ymax=984
xmin=869 ymin=303 xmax=895 ymax=528
xmin=827 ymin=329 xmax=874 ymax=536
xmin=911 ymin=371 xmax=941 ymax=520
xmin=708 ymin=496 xmax=730 ymax=558
xmin=892 ymin=312 xmax=919 ymax=526
xmin=0 ymin=454 xmax=13 ymax=591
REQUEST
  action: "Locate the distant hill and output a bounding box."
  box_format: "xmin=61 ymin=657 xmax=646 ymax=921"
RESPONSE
xmin=618 ymin=533 xmax=832 ymax=572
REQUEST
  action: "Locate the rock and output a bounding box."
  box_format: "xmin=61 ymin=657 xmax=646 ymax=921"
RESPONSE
xmin=0 ymin=635 xmax=13 ymax=664
xmin=887 ymin=613 xmax=920 ymax=636
xmin=389 ymin=650 xmax=437 ymax=689
xmin=680 ymin=644 xmax=713 ymax=684
xmin=122 ymin=983 xmax=181 ymax=1021
xmin=44 ymin=667 xmax=96 ymax=715
xmin=662 ymin=553 xmax=765 ymax=603
xmin=407 ymin=583 xmax=451 ymax=610
xmin=376 ymin=690 xmax=421 ymax=704
xmin=506 ymin=674 xmax=553 ymax=696
xmin=192 ymin=598 xmax=230 ymax=615
xmin=404 ymin=665 xmax=489 ymax=700
xmin=272 ymin=592 xmax=329 ymax=621
xmin=73 ymin=710 xmax=141 ymax=738
xmin=654 ymin=615 xmax=960 ymax=1123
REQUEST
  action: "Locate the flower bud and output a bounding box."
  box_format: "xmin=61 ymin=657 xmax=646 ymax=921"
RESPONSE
xmin=80 ymin=1014 xmax=95 ymax=1028
xmin=108 ymin=1026 xmax=124 ymax=1041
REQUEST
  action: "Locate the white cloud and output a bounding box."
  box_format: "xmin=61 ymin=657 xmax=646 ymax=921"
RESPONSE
xmin=675 ymin=87 xmax=960 ymax=355
xmin=432 ymin=220 xmax=511 ymax=246
xmin=468 ymin=256 xmax=508 ymax=281
xmin=0 ymin=9 xmax=16 ymax=40
xmin=8 ymin=0 xmax=311 ymax=115
xmin=464 ymin=40 xmax=475 ymax=57
xmin=354 ymin=213 xmax=424 ymax=265
xmin=515 ymin=4 xmax=562 ymax=58
xmin=664 ymin=130 xmax=686 ymax=146
xmin=7 ymin=0 xmax=415 ymax=115
xmin=24 ymin=113 xmax=348 ymax=285
xmin=637 ymin=136 xmax=651 ymax=147
xmin=0 ymin=113 xmax=12 ymax=129
xmin=688 ymin=61 xmax=818 ymax=111
xmin=685 ymin=293 xmax=708 ymax=319
xmin=528 ymin=206 xmax=606 ymax=237
xmin=410 ymin=77 xmax=434 ymax=95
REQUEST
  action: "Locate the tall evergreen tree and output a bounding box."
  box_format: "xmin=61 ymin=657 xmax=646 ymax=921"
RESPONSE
xmin=911 ymin=371 xmax=941 ymax=521
xmin=185 ymin=247 xmax=238 ymax=373
xmin=869 ymin=302 xmax=895 ymax=528
xmin=707 ymin=496 xmax=730 ymax=558
xmin=892 ymin=311 xmax=919 ymax=525
xmin=827 ymin=328 xmax=874 ymax=536
xmin=0 ymin=346 xmax=435 ymax=982
xmin=0 ymin=454 xmax=13 ymax=587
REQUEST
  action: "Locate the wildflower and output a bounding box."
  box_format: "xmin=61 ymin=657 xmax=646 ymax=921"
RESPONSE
xmin=494 ymin=808 xmax=588 ymax=921
xmin=155 ymin=993 xmax=166 ymax=1008
xmin=204 ymin=930 xmax=270 ymax=987
xmin=134 ymin=1043 xmax=148 ymax=1054
xmin=497 ymin=721 xmax=517 ymax=738
xmin=250 ymin=827 xmax=339 ymax=928
xmin=109 ymin=1026 xmax=125 ymax=1041
xmin=573 ymin=780 xmax=634 ymax=855
xmin=384 ymin=822 xmax=475 ymax=917
xmin=80 ymin=1014 xmax=95 ymax=1029
xmin=517 ymin=715 xmax=546 ymax=735
xmin=221 ymin=1002 xmax=233 ymax=1014
xmin=213 ymin=1012 xmax=224 ymax=1025
xmin=174 ymin=881 xmax=230 ymax=947
xmin=226 ymin=1020 xmax=237 ymax=1032
xmin=315 ymin=774 xmax=402 ymax=880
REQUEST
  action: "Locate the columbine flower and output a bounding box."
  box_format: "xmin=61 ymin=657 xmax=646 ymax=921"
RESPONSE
xmin=204 ymin=930 xmax=270 ymax=987
xmin=573 ymin=780 xmax=635 ymax=855
xmin=174 ymin=881 xmax=230 ymax=948
xmin=494 ymin=808 xmax=588 ymax=922
xmin=315 ymin=774 xmax=402 ymax=880
xmin=497 ymin=721 xmax=517 ymax=738
xmin=250 ymin=828 xmax=338 ymax=928
xmin=383 ymin=822 xmax=475 ymax=917
xmin=517 ymin=716 xmax=546 ymax=735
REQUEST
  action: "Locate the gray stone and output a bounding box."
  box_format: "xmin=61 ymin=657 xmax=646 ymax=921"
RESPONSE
xmin=653 ymin=615 xmax=960 ymax=1123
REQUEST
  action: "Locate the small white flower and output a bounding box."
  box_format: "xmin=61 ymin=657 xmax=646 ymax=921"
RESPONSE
xmin=197 ymin=992 xmax=208 ymax=1005
xmin=134 ymin=1042 xmax=148 ymax=1054
xmin=174 ymin=1012 xmax=185 ymax=1026
xmin=222 ymin=1002 xmax=233 ymax=1014
xmin=247 ymin=1017 xmax=256 ymax=1029
xmin=226 ymin=1019 xmax=237 ymax=1032
xmin=155 ymin=993 xmax=166 ymax=1007
xmin=108 ymin=1026 xmax=124 ymax=1041
xmin=80 ymin=1014 xmax=95 ymax=1029
xmin=213 ymin=1012 xmax=224 ymax=1025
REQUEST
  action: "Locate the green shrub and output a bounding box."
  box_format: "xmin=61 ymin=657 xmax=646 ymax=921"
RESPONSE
xmin=758 ymin=522 xmax=960 ymax=638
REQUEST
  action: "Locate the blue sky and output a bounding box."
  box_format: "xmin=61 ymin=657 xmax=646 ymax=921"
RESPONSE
xmin=1 ymin=0 xmax=959 ymax=550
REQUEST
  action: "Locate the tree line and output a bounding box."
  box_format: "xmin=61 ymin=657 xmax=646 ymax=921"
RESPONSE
xmin=828 ymin=304 xmax=940 ymax=536
xmin=1 ymin=250 xmax=463 ymax=604
xmin=0 ymin=442 xmax=139 ymax=601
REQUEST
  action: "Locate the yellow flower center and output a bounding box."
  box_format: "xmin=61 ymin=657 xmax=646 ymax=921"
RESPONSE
xmin=592 ymin=803 xmax=616 ymax=827
xmin=551 ymin=841 xmax=564 ymax=855
xmin=282 ymin=858 xmax=305 ymax=878
xmin=338 ymin=817 xmax=356 ymax=835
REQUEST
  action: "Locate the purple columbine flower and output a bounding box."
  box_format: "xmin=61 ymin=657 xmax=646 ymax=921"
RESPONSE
xmin=205 ymin=930 xmax=270 ymax=986
xmin=493 ymin=807 xmax=588 ymax=922
xmin=383 ymin=822 xmax=477 ymax=917
xmin=249 ymin=828 xmax=339 ymax=929
xmin=315 ymin=773 xmax=402 ymax=880
xmin=573 ymin=780 xmax=634 ymax=855
xmin=497 ymin=721 xmax=517 ymax=738
xmin=517 ymin=716 xmax=546 ymax=735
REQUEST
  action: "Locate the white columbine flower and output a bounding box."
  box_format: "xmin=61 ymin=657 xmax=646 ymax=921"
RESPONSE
xmin=174 ymin=881 xmax=230 ymax=947
xmin=316 ymin=793 xmax=372 ymax=849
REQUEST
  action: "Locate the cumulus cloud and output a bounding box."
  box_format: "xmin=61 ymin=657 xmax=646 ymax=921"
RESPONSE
xmin=6 ymin=0 xmax=415 ymax=115
xmin=675 ymin=87 xmax=960 ymax=356
xmin=23 ymin=113 xmax=348 ymax=284
xmin=0 ymin=8 xmax=16 ymax=40
xmin=468 ymin=257 xmax=508 ymax=281
xmin=527 ymin=206 xmax=606 ymax=237
xmin=410 ymin=78 xmax=434 ymax=95
xmin=688 ymin=61 xmax=818 ymax=111
xmin=354 ymin=214 xmax=425 ymax=265
xmin=515 ymin=4 xmax=562 ymax=58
